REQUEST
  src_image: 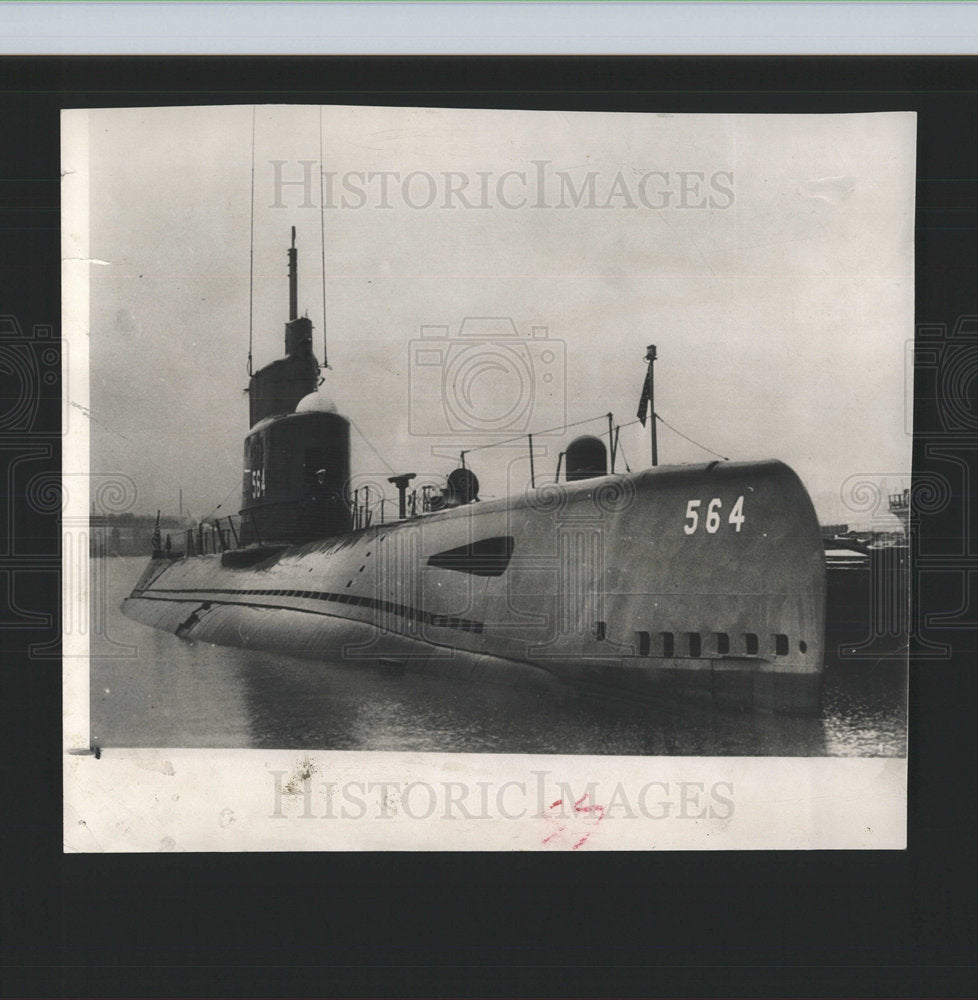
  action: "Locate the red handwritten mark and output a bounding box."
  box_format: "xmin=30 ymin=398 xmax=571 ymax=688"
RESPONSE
xmin=541 ymin=793 xmax=606 ymax=850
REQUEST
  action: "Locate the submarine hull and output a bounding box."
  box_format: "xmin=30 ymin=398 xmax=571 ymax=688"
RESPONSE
xmin=123 ymin=459 xmax=826 ymax=715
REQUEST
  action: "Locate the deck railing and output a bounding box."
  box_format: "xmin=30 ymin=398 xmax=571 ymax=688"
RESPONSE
xmin=351 ymin=486 xmax=445 ymax=531
xmin=182 ymin=514 xmax=242 ymax=557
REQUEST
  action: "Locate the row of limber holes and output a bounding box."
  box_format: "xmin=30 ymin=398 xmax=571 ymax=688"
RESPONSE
xmin=631 ymin=629 xmax=804 ymax=658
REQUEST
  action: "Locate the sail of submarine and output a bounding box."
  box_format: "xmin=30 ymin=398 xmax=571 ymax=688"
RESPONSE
xmin=122 ymin=231 xmax=827 ymax=715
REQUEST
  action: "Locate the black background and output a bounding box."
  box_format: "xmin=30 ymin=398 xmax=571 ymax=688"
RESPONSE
xmin=3 ymin=57 xmax=976 ymax=997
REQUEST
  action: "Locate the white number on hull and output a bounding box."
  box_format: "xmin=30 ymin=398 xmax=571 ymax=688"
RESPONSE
xmin=706 ymin=497 xmax=722 ymax=533
xmin=683 ymin=495 xmax=745 ymax=534
xmin=728 ymin=494 xmax=745 ymax=532
xmin=252 ymin=468 xmax=265 ymax=498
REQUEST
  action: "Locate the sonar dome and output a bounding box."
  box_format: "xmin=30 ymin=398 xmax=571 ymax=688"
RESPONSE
xmin=295 ymin=390 xmax=338 ymax=415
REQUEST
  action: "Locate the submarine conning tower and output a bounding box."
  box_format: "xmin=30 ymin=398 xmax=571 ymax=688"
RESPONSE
xmin=240 ymin=228 xmax=352 ymax=546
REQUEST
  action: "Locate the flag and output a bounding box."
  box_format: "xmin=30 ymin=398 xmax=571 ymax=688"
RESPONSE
xmin=637 ymin=366 xmax=651 ymax=427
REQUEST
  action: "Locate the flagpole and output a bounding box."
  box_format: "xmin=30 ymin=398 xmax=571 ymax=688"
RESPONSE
xmin=646 ymin=344 xmax=658 ymax=467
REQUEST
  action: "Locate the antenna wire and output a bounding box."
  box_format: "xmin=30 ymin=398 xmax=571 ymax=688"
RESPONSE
xmin=247 ymin=105 xmax=256 ymax=377
xmin=319 ymin=105 xmax=328 ymax=368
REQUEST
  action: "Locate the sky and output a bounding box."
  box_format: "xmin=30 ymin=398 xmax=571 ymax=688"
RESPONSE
xmin=69 ymin=104 xmax=915 ymax=529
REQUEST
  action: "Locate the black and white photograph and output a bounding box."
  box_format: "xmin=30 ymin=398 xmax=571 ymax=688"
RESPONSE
xmin=0 ymin=4 xmax=972 ymax=992
xmin=62 ymin=101 xmax=912 ymax=850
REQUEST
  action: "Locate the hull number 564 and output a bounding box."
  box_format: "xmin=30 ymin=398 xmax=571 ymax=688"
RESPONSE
xmin=683 ymin=496 xmax=745 ymax=534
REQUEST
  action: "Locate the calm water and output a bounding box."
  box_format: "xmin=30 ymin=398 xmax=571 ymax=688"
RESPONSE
xmin=90 ymin=558 xmax=907 ymax=756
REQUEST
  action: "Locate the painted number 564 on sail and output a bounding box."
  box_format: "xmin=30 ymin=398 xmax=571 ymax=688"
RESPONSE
xmin=683 ymin=496 xmax=745 ymax=534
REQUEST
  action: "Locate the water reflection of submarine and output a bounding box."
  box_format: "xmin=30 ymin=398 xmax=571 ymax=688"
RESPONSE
xmin=122 ymin=231 xmax=826 ymax=716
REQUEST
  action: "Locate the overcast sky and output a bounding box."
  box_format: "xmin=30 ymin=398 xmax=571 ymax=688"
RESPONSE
xmin=69 ymin=104 xmax=915 ymax=528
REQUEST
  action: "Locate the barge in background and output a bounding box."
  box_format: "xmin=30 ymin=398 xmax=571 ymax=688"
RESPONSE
xmin=123 ymin=232 xmax=827 ymax=715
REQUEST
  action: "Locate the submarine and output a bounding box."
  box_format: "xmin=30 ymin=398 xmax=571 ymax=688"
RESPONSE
xmin=122 ymin=231 xmax=826 ymax=715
